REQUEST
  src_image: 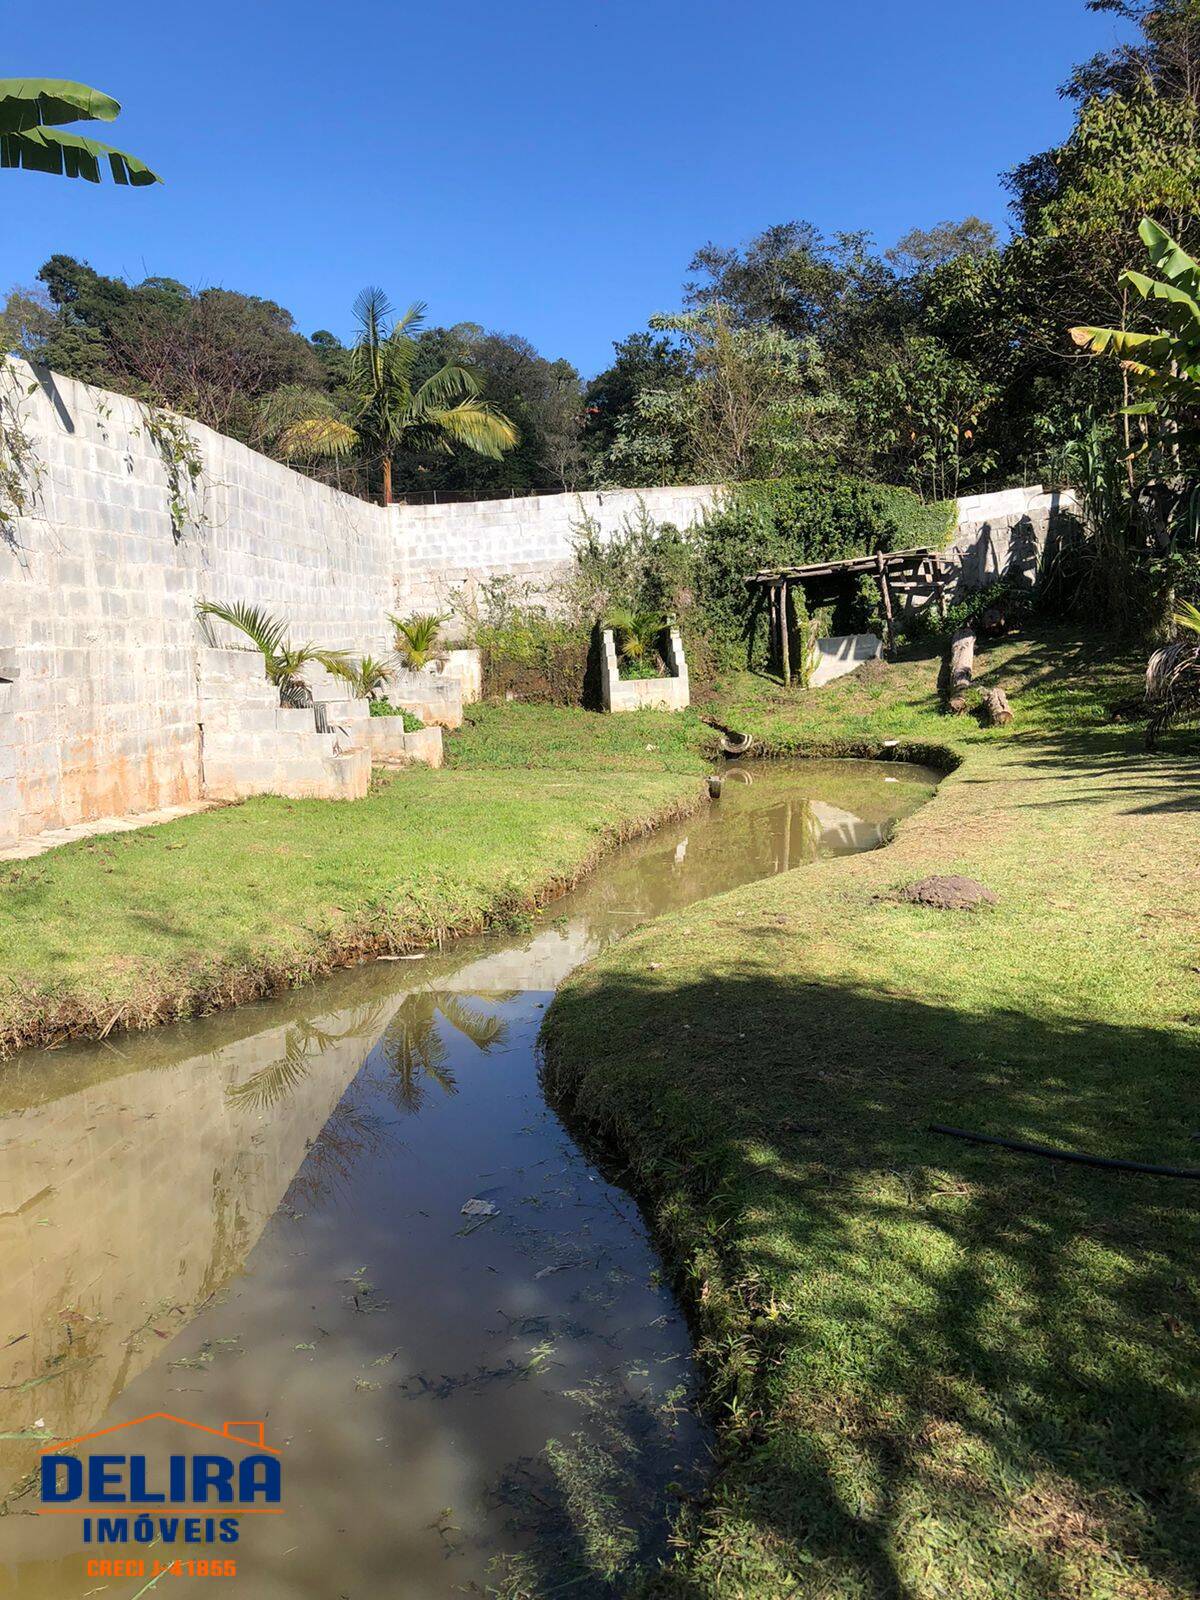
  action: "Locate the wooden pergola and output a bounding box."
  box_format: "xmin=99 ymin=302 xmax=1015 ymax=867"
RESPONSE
xmin=745 ymin=547 xmax=948 ymax=685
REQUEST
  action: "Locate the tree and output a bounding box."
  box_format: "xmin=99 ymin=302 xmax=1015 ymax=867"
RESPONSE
xmin=851 ymin=336 xmax=998 ymax=501
xmin=0 ymin=79 xmax=158 ymax=184
xmin=394 ymin=324 xmax=583 ymax=494
xmin=583 ymin=331 xmax=688 ymax=462
xmin=885 ymin=217 xmax=999 ymax=277
xmin=277 ymin=289 xmax=517 ymax=504
xmin=604 ymin=304 xmax=845 ymax=484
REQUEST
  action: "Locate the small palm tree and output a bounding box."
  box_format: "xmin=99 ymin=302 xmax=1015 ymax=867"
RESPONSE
xmin=0 ymin=79 xmax=159 ymax=184
xmin=605 ymin=606 xmax=666 ymax=669
xmin=275 ymin=289 xmax=518 ymax=504
xmin=197 ymin=599 xmax=352 ymax=706
xmin=1147 ymin=600 xmax=1200 ymax=747
xmin=347 ymin=654 xmax=394 ymax=700
xmin=390 ymin=612 xmax=447 ymax=671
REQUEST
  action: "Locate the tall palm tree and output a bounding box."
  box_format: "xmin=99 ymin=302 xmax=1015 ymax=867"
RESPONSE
xmin=0 ymin=79 xmax=159 ymax=184
xmin=276 ymin=288 xmax=518 ymax=504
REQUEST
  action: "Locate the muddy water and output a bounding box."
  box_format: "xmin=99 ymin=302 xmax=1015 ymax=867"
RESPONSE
xmin=0 ymin=760 xmax=936 ymax=1598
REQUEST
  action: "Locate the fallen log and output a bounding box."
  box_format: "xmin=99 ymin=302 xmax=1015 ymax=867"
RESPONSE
xmin=977 ymin=686 xmax=1013 ymax=726
xmin=945 ymin=626 xmax=976 ymax=713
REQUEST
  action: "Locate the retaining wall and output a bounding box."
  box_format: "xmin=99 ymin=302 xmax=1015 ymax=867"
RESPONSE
xmin=392 ymin=484 xmax=720 ymax=615
xmin=0 ymin=356 xmax=1081 ymax=847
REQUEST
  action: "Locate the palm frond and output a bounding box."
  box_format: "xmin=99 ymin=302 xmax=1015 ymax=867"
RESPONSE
xmin=276 ymin=415 xmax=359 ymax=460
xmin=353 ymin=285 xmax=394 ymax=344
xmin=391 ymin=301 xmax=428 ymax=337
xmin=421 ymin=400 xmax=519 ymax=459
xmin=197 ymin=599 xmax=288 ymax=660
xmin=388 ymin=611 xmax=447 ymax=669
xmin=411 ymin=362 xmax=480 ymax=414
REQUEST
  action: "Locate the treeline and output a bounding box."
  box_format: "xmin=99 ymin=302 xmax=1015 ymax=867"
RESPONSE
xmin=4 ymin=0 xmax=1197 ymax=507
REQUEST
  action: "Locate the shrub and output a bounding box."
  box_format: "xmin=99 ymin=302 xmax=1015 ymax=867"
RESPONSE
xmin=692 ymin=476 xmax=956 ymax=670
xmin=369 ymin=699 xmax=424 ymax=730
xmin=900 ymin=578 xmax=1034 ymax=644
xmin=454 ymin=576 xmax=594 ymax=706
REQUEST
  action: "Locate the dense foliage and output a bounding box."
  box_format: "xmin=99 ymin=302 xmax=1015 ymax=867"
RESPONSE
xmin=459 ymin=473 xmax=953 ymax=701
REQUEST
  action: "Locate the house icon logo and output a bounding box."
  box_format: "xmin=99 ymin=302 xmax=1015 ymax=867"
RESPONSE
xmin=39 ymin=1412 xmax=283 ymax=1551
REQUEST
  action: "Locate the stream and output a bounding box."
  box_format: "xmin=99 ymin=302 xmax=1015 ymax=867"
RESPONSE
xmin=0 ymin=759 xmax=937 ymax=1598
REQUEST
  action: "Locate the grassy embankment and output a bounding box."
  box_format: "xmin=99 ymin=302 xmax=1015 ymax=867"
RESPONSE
xmin=543 ymin=630 xmax=1200 ymax=1599
xmin=0 ymin=704 xmax=711 ymax=1056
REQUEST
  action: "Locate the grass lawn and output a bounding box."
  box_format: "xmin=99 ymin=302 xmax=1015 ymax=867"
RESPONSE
xmin=0 ymin=704 xmax=711 ymax=1055
xmin=543 ymin=629 xmax=1200 ymax=1598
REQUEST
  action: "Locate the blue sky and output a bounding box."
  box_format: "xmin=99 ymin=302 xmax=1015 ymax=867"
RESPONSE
xmin=5 ymin=0 xmax=1131 ymax=378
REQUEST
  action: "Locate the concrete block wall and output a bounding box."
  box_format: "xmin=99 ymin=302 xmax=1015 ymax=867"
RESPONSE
xmin=0 ymin=361 xmax=393 ymax=843
xmin=197 ymin=648 xmax=371 ymax=802
xmin=809 ymin=633 xmax=883 ymax=687
xmin=391 ymin=486 xmax=720 ymax=618
xmin=945 ymin=485 xmax=1080 ymax=595
xmin=0 ymin=350 xmax=1084 ymax=847
xmin=364 ymin=718 xmax=444 ymax=768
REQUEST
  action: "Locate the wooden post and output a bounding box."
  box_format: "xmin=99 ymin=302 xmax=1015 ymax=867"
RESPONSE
xmin=780 ymin=581 xmax=792 ymax=687
xmin=930 ymin=555 xmax=947 ymax=621
xmin=875 ymin=553 xmax=895 ymax=656
xmin=767 ymin=585 xmax=778 ymax=674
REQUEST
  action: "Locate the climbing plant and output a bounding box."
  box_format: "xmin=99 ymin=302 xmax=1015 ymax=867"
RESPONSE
xmin=134 ymin=404 xmax=205 ymax=538
xmin=0 ymin=358 xmax=43 ymax=544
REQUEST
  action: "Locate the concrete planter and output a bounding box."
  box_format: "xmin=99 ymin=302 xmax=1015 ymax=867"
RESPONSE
xmin=600 ymin=627 xmax=690 ymax=712
xmin=365 ymin=717 xmax=444 ymax=769
xmin=385 ymin=668 xmax=463 ymax=730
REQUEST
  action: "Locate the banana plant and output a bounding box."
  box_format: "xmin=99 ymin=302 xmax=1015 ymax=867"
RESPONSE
xmin=0 ymin=79 xmax=159 ymax=184
xmin=197 ymin=599 xmax=352 ymax=706
xmin=1070 ymin=218 xmax=1200 ymax=444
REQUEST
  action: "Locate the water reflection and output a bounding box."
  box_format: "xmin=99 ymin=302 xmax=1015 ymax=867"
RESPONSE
xmin=0 ymin=760 xmax=937 ymax=1597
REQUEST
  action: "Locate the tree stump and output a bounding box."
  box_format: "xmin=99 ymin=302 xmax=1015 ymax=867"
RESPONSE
xmin=978 ymin=686 xmax=1013 ymax=726
xmin=946 ymin=627 xmax=976 ymax=714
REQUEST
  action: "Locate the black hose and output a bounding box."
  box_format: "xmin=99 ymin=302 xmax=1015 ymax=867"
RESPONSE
xmin=929 ymin=1124 xmax=1200 ymax=1181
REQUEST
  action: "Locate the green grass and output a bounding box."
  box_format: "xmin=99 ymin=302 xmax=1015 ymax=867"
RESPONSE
xmin=543 ymin=629 xmax=1200 ymax=1599
xmin=0 ymin=704 xmax=710 ymax=1054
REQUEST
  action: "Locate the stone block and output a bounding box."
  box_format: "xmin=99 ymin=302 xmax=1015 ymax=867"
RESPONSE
xmin=365 ymin=718 xmax=443 ymax=768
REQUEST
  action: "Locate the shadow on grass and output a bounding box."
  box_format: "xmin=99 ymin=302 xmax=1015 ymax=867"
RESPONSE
xmin=543 ymin=965 xmax=1200 ymax=1598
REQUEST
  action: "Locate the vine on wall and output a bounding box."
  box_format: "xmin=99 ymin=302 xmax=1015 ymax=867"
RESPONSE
xmin=0 ymin=359 xmax=44 ymax=546
xmin=134 ymin=404 xmax=206 ymax=540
